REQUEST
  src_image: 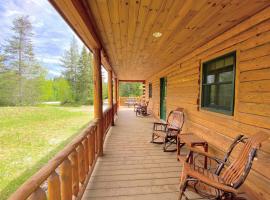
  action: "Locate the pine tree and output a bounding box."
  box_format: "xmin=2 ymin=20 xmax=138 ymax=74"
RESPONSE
xmin=3 ymin=15 xmax=43 ymax=105
xmin=77 ymin=46 xmax=93 ymax=104
xmin=61 ymin=36 xmax=80 ymax=102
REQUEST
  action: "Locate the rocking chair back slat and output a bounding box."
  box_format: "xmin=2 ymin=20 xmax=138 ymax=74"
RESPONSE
xmin=167 ymin=108 xmax=184 ymax=131
xmin=221 ymin=132 xmax=269 ymax=188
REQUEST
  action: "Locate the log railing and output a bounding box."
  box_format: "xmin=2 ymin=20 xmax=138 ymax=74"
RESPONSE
xmin=9 ymin=106 xmax=116 ymax=200
xmin=103 ymin=103 xmax=117 ymax=137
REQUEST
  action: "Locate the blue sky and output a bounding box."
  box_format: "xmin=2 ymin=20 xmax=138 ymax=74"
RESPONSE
xmin=0 ymin=0 xmax=84 ymax=77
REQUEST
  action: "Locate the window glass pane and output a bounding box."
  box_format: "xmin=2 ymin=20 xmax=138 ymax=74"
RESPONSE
xmin=216 ymin=59 xmax=224 ymax=69
xmin=225 ymin=56 xmax=234 ymax=66
xmin=203 ymin=85 xmax=216 ymax=107
xmin=208 ymin=62 xmax=216 ymax=71
xmin=209 ymin=85 xmax=216 ymax=106
xmin=219 ymin=71 xmax=233 ymax=82
xmin=201 ymin=52 xmax=235 ymax=115
xmin=217 ymin=84 xmax=232 ymax=110
xmin=207 ymin=74 xmax=215 ymax=84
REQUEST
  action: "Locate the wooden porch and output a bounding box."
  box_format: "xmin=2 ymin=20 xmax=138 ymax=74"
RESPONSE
xmin=7 ymin=1 xmax=270 ymax=199
xmin=82 ymin=107 xmax=180 ymax=200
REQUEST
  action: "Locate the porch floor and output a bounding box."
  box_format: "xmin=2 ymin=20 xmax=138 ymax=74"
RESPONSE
xmin=82 ymin=107 xmax=181 ymax=200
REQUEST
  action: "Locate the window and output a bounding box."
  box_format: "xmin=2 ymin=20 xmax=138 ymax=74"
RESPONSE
xmin=201 ymin=52 xmax=236 ymax=115
xmin=149 ymin=83 xmax=152 ymax=98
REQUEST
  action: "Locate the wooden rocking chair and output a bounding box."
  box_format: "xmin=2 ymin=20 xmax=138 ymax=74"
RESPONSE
xmin=179 ymin=132 xmax=269 ymax=200
xmin=151 ymin=108 xmax=184 ymax=152
xmin=135 ymin=100 xmax=149 ymax=116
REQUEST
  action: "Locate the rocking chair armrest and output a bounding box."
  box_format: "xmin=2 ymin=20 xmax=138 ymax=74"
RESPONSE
xmin=153 ymin=122 xmax=167 ymax=131
xmin=186 ymin=147 xmax=225 ymax=164
xmin=154 ymin=122 xmax=168 ymax=126
xmin=167 ymin=127 xmax=180 ymax=132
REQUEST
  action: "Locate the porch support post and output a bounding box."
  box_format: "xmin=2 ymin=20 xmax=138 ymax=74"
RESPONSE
xmin=117 ymin=79 xmax=120 ymax=108
xmin=114 ymin=77 xmax=118 ymax=114
xmin=93 ymin=48 xmax=103 ymax=156
xmin=108 ymin=70 xmax=114 ymax=126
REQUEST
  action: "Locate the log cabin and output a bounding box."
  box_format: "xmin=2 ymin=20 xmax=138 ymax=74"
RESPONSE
xmin=8 ymin=0 xmax=270 ymax=200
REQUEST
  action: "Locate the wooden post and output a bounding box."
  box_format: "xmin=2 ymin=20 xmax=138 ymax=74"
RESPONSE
xmin=114 ymin=77 xmax=118 ymax=114
xmin=70 ymin=150 xmax=79 ymax=196
xmin=60 ymin=159 xmax=72 ymax=200
xmin=48 ymin=171 xmax=61 ymax=200
xmin=93 ymin=48 xmax=103 ymax=156
xmin=83 ymin=138 xmax=89 ymax=174
xmin=108 ymin=70 xmax=114 ymax=126
xmin=77 ymin=143 xmax=85 ymax=183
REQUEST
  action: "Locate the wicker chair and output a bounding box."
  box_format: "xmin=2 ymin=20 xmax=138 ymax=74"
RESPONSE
xmin=151 ymin=108 xmax=184 ymax=152
xmin=178 ymin=132 xmax=269 ymax=200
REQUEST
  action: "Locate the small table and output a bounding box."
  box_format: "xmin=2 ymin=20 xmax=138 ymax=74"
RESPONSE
xmin=177 ymin=133 xmax=208 ymax=169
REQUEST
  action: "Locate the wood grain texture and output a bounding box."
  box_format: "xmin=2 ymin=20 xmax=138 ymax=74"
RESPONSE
xmin=85 ymin=0 xmax=270 ymax=80
xmin=146 ymin=7 xmax=270 ymax=200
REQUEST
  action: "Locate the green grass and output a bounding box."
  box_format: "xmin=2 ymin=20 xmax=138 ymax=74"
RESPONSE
xmin=0 ymin=105 xmax=93 ymax=199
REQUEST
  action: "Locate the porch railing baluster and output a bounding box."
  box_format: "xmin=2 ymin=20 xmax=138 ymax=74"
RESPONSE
xmin=8 ymin=104 xmax=116 ymax=200
xmin=48 ymin=171 xmax=61 ymax=200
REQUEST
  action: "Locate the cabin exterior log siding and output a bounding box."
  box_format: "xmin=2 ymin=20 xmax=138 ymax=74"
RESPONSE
xmin=146 ymin=7 xmax=270 ymax=200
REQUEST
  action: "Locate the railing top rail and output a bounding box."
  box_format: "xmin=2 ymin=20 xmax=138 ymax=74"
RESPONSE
xmin=8 ymin=119 xmax=99 ymax=200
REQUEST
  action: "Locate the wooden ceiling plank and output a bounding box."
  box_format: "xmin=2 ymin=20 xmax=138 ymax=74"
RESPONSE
xmin=143 ymin=0 xmax=201 ymax=64
xmin=126 ymin=0 xmax=140 ymax=72
xmin=165 ymin=0 xmax=270 ymax=64
xmin=131 ymin=0 xmax=165 ymax=66
xmin=134 ymin=0 xmax=188 ymax=66
xmin=118 ymin=0 xmax=129 ymax=76
xmin=95 ymin=0 xmax=119 ymax=67
xmin=84 ymin=0 xmax=270 ymax=79
xmin=133 ymin=0 xmax=171 ymax=65
xmin=158 ymin=0 xmax=224 ymax=61
xmin=107 ymin=0 xmax=122 ymax=67
xmin=129 ymin=0 xmax=153 ymax=65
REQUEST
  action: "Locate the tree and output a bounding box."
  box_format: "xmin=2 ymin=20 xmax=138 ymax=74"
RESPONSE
xmin=61 ymin=36 xmax=80 ymax=102
xmin=3 ymin=16 xmax=43 ymax=105
xmin=77 ymin=47 xmax=93 ymax=104
xmin=119 ymin=82 xmax=143 ymax=97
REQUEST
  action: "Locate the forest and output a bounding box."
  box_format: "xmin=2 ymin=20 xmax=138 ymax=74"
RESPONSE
xmin=0 ymin=16 xmax=142 ymax=107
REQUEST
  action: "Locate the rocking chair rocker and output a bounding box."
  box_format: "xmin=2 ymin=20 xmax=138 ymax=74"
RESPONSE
xmin=151 ymin=108 xmax=184 ymax=152
xmin=179 ymin=132 xmax=269 ymax=200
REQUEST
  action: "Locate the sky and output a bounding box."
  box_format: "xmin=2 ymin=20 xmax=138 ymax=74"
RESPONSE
xmin=0 ymin=0 xmax=84 ymax=78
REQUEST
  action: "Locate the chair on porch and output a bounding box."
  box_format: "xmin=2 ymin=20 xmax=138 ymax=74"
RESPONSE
xmin=178 ymin=132 xmax=269 ymax=200
xmin=135 ymin=100 xmax=149 ymax=116
xmin=151 ymin=108 xmax=185 ymax=152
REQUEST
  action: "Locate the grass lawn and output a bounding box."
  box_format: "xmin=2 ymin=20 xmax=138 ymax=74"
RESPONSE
xmin=0 ymin=105 xmax=93 ymax=199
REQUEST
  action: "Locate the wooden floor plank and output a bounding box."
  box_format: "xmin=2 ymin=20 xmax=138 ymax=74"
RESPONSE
xmin=82 ymin=107 xmax=252 ymax=200
xmin=82 ymin=107 xmax=184 ymax=200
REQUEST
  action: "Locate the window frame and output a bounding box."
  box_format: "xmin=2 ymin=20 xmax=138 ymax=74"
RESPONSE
xmin=149 ymin=83 xmax=152 ymax=98
xmin=201 ymin=52 xmax=236 ymax=116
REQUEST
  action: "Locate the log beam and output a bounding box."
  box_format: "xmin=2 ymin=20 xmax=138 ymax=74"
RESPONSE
xmin=93 ymin=48 xmax=103 ymax=156
xmin=114 ymin=77 xmax=118 ymax=114
xmin=108 ymin=70 xmax=114 ymax=126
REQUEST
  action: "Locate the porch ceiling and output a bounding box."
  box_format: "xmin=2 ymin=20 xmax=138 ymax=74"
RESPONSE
xmin=50 ymin=0 xmax=270 ymax=80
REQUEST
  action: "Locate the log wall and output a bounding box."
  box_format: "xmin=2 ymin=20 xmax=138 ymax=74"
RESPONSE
xmin=146 ymin=6 xmax=270 ymax=200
